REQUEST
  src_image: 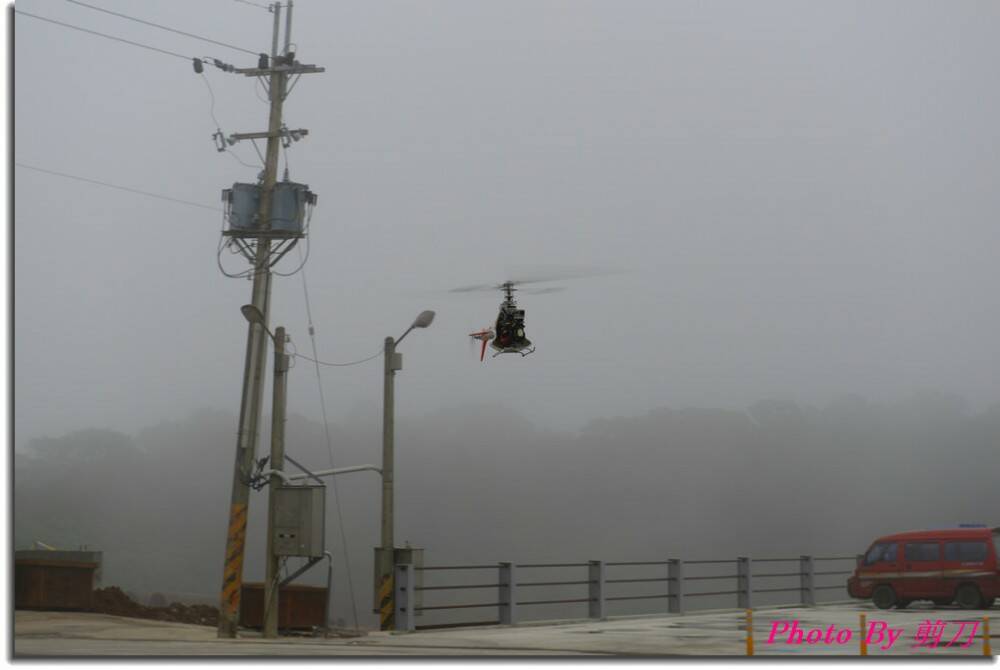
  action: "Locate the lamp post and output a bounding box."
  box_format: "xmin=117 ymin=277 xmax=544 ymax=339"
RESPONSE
xmin=241 ymin=304 xmax=288 ymax=639
xmin=376 ymin=310 xmax=434 ymax=631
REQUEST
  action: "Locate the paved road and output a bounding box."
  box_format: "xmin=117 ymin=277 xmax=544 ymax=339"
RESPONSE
xmin=14 ymin=604 xmax=997 ymax=657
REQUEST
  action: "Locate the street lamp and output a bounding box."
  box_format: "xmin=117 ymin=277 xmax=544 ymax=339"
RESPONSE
xmin=240 ymin=304 xmax=272 ymax=337
xmin=397 ymin=310 xmax=436 ymax=344
xmin=241 ymin=304 xmax=288 ymax=640
xmin=376 ymin=309 xmax=434 ymax=630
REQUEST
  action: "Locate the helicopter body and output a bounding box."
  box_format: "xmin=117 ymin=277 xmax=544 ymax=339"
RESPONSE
xmin=467 ymin=282 xmax=534 ymax=359
xmin=490 ymin=282 xmax=534 ymax=356
xmin=454 ymin=268 xmax=611 ymax=362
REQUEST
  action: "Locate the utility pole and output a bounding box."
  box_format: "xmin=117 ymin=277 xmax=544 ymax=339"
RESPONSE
xmin=377 ymin=336 xmax=399 ymax=630
xmin=375 ymin=311 xmax=432 ymax=630
xmin=263 ymin=326 xmax=288 ymax=638
xmin=217 ymin=0 xmax=322 ymax=638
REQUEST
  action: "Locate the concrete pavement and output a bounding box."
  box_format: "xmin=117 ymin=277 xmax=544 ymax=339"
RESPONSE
xmin=14 ymin=603 xmax=998 ymax=657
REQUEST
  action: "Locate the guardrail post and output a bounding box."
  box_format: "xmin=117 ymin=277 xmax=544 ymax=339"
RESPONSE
xmin=800 ymin=555 xmax=815 ymax=606
xmin=499 ymin=562 xmax=517 ymax=625
xmin=668 ymin=559 xmax=684 ymax=614
xmin=737 ymin=557 xmax=752 ymax=609
xmin=589 ymin=560 xmax=606 ymax=620
xmin=394 ymin=563 xmax=415 ymax=632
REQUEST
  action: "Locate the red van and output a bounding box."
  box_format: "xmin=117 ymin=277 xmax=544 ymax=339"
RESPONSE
xmin=847 ymin=527 xmax=1000 ymax=609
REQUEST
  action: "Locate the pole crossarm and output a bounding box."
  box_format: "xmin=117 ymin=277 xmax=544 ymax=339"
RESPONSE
xmin=235 ymin=64 xmax=325 ymax=76
xmin=260 ymin=464 xmax=383 ymax=485
xmin=229 ymin=129 xmax=309 ymax=142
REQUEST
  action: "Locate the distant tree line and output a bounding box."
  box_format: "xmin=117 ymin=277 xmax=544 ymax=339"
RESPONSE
xmin=14 ymin=393 xmax=1000 ymax=627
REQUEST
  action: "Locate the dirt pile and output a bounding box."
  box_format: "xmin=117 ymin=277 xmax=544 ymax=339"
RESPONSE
xmin=92 ymin=587 xmax=218 ymax=627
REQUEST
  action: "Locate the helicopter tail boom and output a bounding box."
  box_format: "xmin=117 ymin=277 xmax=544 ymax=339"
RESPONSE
xmin=468 ymin=328 xmax=495 ymax=363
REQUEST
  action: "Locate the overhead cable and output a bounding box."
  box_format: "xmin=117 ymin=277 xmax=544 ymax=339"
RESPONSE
xmin=292 ymin=349 xmax=384 ymax=367
xmin=298 ymin=248 xmax=362 ymax=631
xmin=64 ymin=0 xmax=258 ymax=55
xmin=15 ymin=163 xmax=221 ymax=211
xmin=233 ymin=0 xmax=272 ymax=10
xmin=15 ymin=9 xmax=191 ymax=60
xmin=199 ymin=73 xmax=262 ymax=169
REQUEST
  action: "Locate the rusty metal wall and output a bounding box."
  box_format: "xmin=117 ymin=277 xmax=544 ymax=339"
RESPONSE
xmin=239 ymin=583 xmax=328 ymax=629
xmin=15 ymin=560 xmax=97 ymax=611
xmin=15 ymin=550 xmax=103 ymax=585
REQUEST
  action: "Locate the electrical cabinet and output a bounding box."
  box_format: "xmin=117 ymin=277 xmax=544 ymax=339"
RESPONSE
xmin=273 ymin=485 xmax=325 ymax=558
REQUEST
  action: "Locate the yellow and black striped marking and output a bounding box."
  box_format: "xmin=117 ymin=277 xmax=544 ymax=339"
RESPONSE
xmin=745 ymin=609 xmax=754 ymax=656
xmin=220 ymin=503 xmax=249 ymax=619
xmin=378 ymin=573 xmax=394 ymax=630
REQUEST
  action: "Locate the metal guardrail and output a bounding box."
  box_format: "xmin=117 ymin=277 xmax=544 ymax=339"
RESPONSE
xmin=392 ymin=554 xmax=859 ymax=631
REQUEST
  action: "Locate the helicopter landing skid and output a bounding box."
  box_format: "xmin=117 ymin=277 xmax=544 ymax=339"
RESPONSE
xmin=492 ymin=346 xmax=536 ymax=358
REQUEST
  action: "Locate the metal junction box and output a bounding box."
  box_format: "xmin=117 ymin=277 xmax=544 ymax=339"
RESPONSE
xmin=273 ymin=485 xmax=325 ymax=558
xmin=222 ymin=181 xmax=316 ymax=234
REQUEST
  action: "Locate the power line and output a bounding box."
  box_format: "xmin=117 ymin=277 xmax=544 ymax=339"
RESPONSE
xmin=249 ymin=139 xmax=267 ymax=166
xmin=200 ymin=73 xmax=225 ymax=131
xmin=64 ymin=0 xmax=258 ymax=56
xmin=298 ymin=248 xmax=362 ymax=631
xmin=233 ymin=0 xmax=273 ymax=10
xmin=199 ymin=73 xmax=262 ymax=170
xmin=14 ymin=9 xmax=191 ymax=61
xmin=15 ymin=163 xmax=221 ymax=212
xmin=293 ymin=349 xmax=384 ymax=368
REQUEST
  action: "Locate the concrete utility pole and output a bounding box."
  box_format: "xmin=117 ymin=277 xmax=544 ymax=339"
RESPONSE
xmin=377 ymin=336 xmax=400 ymax=630
xmin=217 ymin=1 xmax=290 ymax=639
xmin=376 ymin=311 xmax=434 ymax=630
xmin=264 ymin=326 xmax=288 ymax=638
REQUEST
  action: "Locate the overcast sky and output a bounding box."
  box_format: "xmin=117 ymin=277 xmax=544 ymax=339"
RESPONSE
xmin=12 ymin=0 xmax=1000 ymax=446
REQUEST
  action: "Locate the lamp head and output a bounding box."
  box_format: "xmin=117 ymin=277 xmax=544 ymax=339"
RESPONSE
xmin=412 ymin=310 xmax=436 ymax=329
xmin=241 ymin=304 xmax=265 ymax=325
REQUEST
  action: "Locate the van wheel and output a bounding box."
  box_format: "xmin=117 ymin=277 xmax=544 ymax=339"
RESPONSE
xmin=955 ymin=584 xmax=984 ymax=610
xmin=872 ymin=585 xmax=897 ymax=610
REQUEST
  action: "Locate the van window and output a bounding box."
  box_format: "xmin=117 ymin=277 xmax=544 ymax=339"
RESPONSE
xmin=945 ymin=541 xmax=988 ymax=562
xmin=864 ymin=542 xmax=898 ymax=565
xmin=904 ymin=542 xmax=940 ymax=561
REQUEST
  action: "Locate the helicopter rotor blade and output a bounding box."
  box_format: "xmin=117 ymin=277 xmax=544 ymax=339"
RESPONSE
xmin=449 ymin=266 xmax=619 ymax=293
xmin=519 ymin=286 xmax=566 ymax=295
xmin=503 ymin=265 xmax=620 ymax=286
xmin=450 ymin=283 xmax=497 ymax=293
xmin=480 ymin=338 xmax=488 ymax=362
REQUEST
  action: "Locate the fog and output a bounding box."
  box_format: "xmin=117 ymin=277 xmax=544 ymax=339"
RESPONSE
xmin=11 ymin=0 xmax=1000 ymax=629
xmin=13 ymin=396 xmax=1000 ymax=626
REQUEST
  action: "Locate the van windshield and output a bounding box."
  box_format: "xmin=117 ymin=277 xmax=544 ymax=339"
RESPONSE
xmin=864 ymin=542 xmax=897 ymax=565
